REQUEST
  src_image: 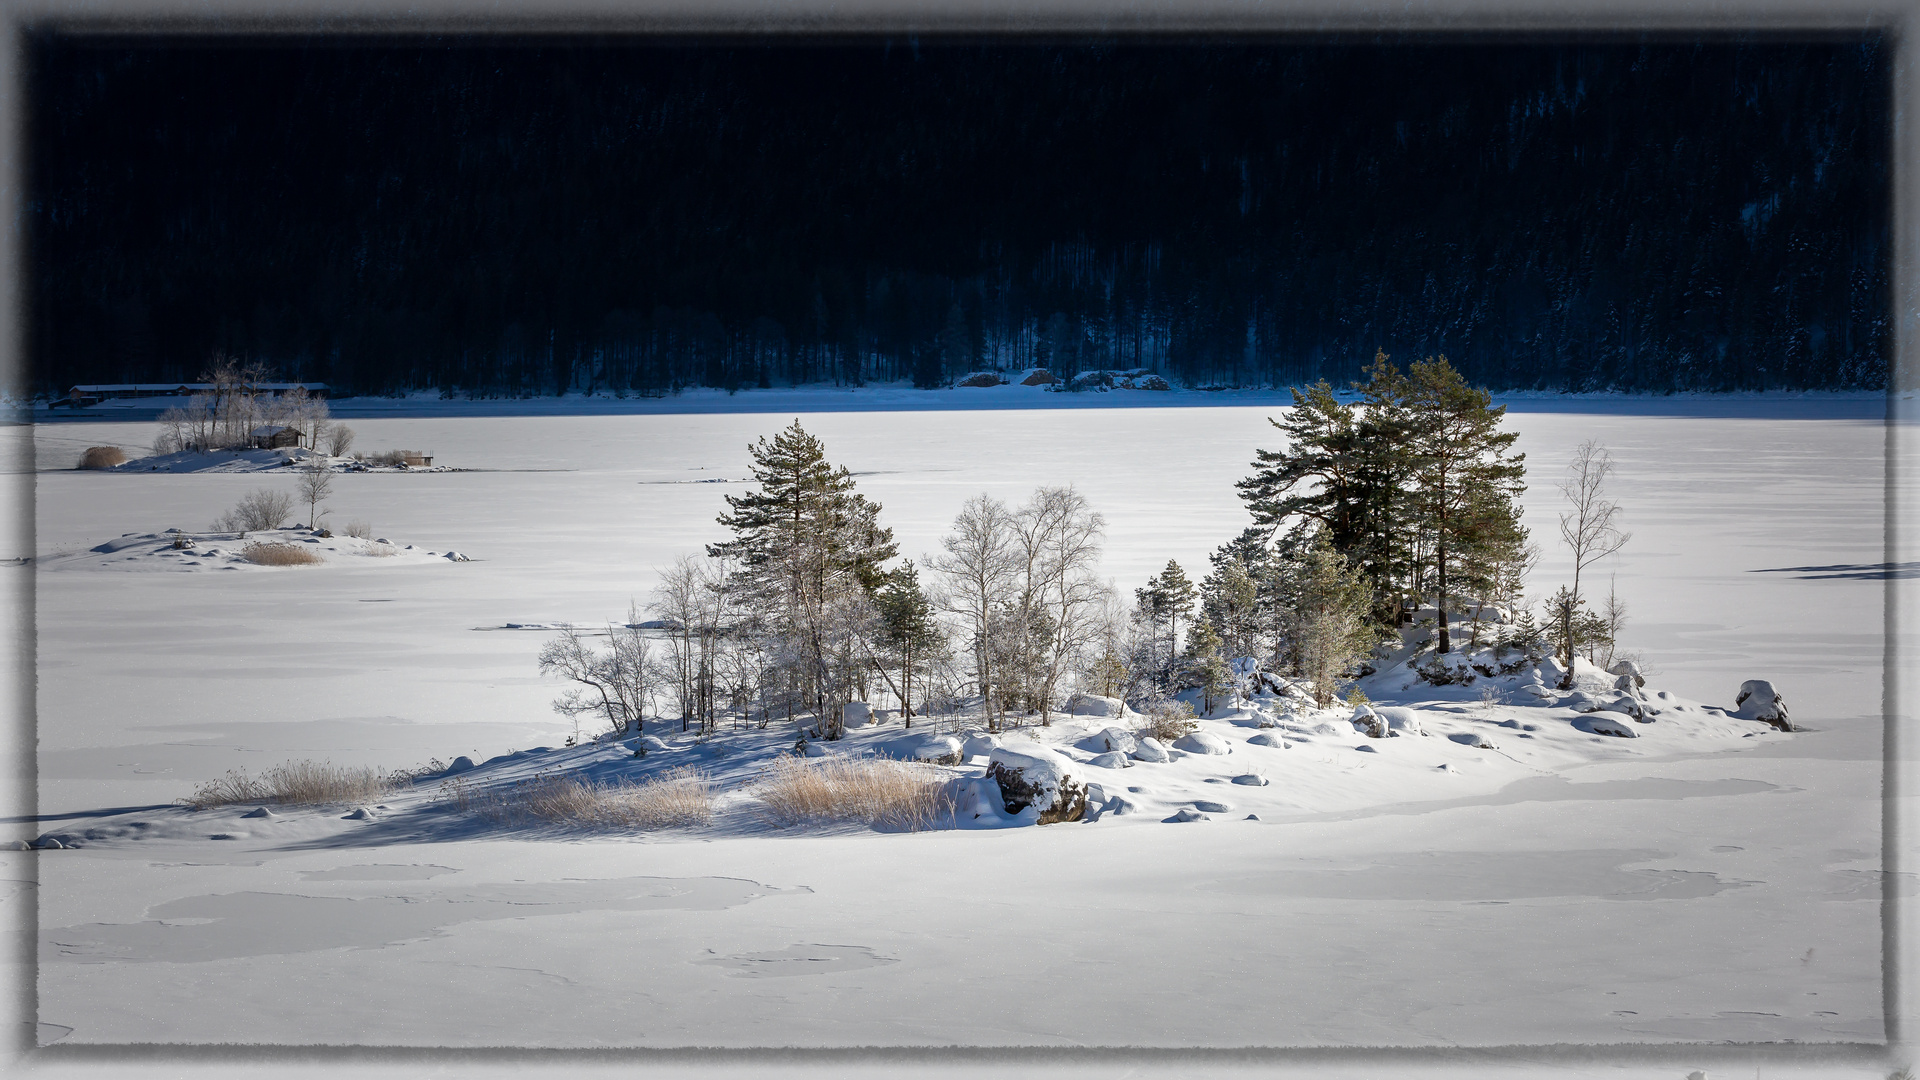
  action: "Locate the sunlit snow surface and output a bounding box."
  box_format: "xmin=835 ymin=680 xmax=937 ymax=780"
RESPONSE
xmin=15 ymin=395 xmax=1905 ymax=1067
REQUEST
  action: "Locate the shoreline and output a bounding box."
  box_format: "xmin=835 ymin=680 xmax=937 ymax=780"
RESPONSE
xmin=19 ymin=384 xmax=1904 ymax=424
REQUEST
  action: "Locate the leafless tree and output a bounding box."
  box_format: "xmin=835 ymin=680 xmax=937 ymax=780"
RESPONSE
xmin=328 ymin=424 xmax=356 ymax=457
xmin=651 ymin=553 xmax=742 ymax=736
xmin=1013 ymin=486 xmax=1106 ymax=721
xmin=928 ymin=493 xmax=1020 ymax=732
xmin=539 ymin=618 xmax=660 ymax=740
xmin=296 ymin=460 xmax=334 ymax=528
xmin=1556 ymin=440 xmax=1630 ymax=686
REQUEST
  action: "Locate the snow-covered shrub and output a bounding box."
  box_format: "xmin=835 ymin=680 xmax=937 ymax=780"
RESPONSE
xmin=77 ymin=446 xmax=126 ymax=469
xmin=241 ymin=541 xmax=322 ymax=566
xmin=1137 ymin=699 xmax=1197 ymax=743
xmin=214 ymin=488 xmax=295 ymax=536
xmin=753 ymin=755 xmax=954 ymax=831
xmin=344 ymin=519 xmax=373 ymax=539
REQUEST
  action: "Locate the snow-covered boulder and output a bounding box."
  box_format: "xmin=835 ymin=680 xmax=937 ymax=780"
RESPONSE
xmin=1164 ymin=808 xmax=1209 ymax=823
xmin=1230 ymin=773 xmax=1267 ymax=786
xmin=1580 ymin=714 xmax=1638 ymax=738
xmin=1087 ymin=751 xmax=1132 ymax=770
xmin=1448 ymin=732 xmax=1497 ymax=750
xmin=1172 ymin=731 xmax=1231 ymax=755
xmin=445 ymin=755 xmax=477 ymax=774
xmin=889 ymin=733 xmax=962 ymax=764
xmin=1075 ymin=726 xmax=1138 ymax=755
xmin=842 ymin=702 xmax=875 ymax=729
xmin=986 ymin=742 xmax=1088 ymax=824
xmin=1246 ymin=732 xmax=1288 ymax=748
xmin=959 ymin=730 xmax=999 ymax=760
xmin=1733 ymin=680 xmax=1793 ymax=731
xmin=1130 ymin=736 xmax=1171 ymax=763
xmin=1374 ymin=707 xmax=1424 ymax=736
xmin=1350 ymin=704 xmax=1388 ymax=739
xmin=1608 ymin=659 xmax=1647 ymax=688
xmin=1598 ymin=693 xmax=1644 ymax=721
xmin=802 ymin=741 xmax=828 ymax=758
xmin=1192 ymin=800 xmax=1231 ymax=813
xmin=1067 ymin=694 xmax=1126 ymax=719
xmin=950 ymin=777 xmax=1008 ymax=822
xmin=1564 ymin=691 xmax=1607 ymax=713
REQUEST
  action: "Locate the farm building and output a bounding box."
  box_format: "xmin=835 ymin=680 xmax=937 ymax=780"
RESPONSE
xmin=248 ymin=425 xmax=302 ymax=450
xmin=64 ymin=382 xmax=331 ymax=407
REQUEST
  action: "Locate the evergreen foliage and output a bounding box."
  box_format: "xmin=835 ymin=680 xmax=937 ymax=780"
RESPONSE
xmin=32 ymin=43 xmax=1887 ymax=398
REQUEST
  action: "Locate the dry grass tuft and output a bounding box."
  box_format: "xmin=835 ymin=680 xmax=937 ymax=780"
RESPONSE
xmin=181 ymin=759 xmax=403 ymax=810
xmin=363 ymin=541 xmax=399 ymax=557
xmin=344 ymin=520 xmax=373 ymax=539
xmin=78 ymin=446 xmax=127 ymax=469
xmin=753 ymin=754 xmax=954 ymax=831
xmin=444 ymin=766 xmax=714 ymax=829
xmin=242 ymin=541 xmax=323 ymax=566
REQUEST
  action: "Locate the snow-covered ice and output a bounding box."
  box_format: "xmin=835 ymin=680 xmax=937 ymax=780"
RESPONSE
xmin=6 ymin=396 xmax=1907 ymax=1079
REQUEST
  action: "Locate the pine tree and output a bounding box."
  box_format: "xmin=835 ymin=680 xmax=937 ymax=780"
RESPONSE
xmin=1287 ymin=530 xmax=1377 ymax=708
xmin=1200 ymin=553 xmax=1262 ymax=661
xmin=1399 ymin=356 xmax=1526 ymax=654
xmin=708 ymin=419 xmax=897 ymax=737
xmin=1183 ymin=614 xmax=1233 ymax=715
xmin=1134 ymin=559 xmax=1196 ymax=670
xmin=1237 ymin=355 xmax=1416 ymax=630
xmin=874 ymin=563 xmax=942 ymax=728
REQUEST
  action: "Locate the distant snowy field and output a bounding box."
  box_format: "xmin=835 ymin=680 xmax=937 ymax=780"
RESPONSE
xmin=13 ymin=396 xmax=1905 ymax=1072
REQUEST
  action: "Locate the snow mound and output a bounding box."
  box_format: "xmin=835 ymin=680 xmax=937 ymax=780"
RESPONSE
xmin=1067 ymin=694 xmax=1126 ymax=719
xmin=1131 ymin=737 xmax=1171 ymax=763
xmin=1172 ymin=731 xmax=1231 ymax=756
xmin=1245 ymin=732 xmax=1288 ymax=748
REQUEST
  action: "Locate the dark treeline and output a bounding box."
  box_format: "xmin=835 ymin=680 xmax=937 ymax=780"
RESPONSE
xmin=29 ymin=38 xmax=1889 ymax=398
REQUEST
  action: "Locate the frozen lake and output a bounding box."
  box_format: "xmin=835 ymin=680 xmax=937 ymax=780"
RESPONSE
xmin=10 ymin=397 xmax=1906 ymax=1074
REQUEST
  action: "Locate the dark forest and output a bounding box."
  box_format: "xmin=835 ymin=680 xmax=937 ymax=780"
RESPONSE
xmin=28 ymin=37 xmax=1890 ymax=398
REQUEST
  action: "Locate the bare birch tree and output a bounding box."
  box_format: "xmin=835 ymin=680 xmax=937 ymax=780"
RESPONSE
xmin=1556 ymin=440 xmax=1630 ymax=686
xmin=928 ymin=493 xmax=1019 ymax=732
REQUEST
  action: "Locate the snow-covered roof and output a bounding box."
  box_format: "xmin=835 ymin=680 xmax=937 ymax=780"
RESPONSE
xmin=249 ymin=425 xmax=293 ymax=437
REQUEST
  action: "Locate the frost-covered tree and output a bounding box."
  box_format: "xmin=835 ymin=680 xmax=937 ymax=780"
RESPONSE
xmin=1134 ymin=559 xmax=1196 ymax=670
xmin=929 ymin=493 xmax=1020 ymax=731
xmin=872 ymin=564 xmax=945 ymax=728
xmin=1183 ymin=614 xmax=1233 ymax=714
xmin=1287 ymin=531 xmax=1376 ymax=708
xmin=1010 ymin=486 xmax=1107 ymax=720
xmin=538 ymin=619 xmax=660 ymax=740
